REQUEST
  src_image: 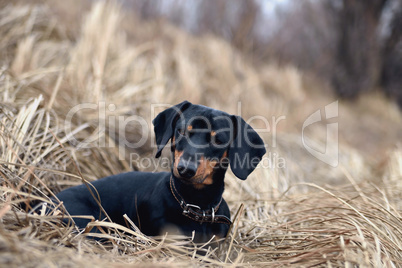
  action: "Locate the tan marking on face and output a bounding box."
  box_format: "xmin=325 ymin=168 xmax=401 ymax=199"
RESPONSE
xmin=193 ymin=151 xmax=228 ymax=189
xmin=187 ymin=125 xmax=193 ymax=131
xmin=221 ymin=151 xmax=228 ymax=159
xmin=192 ymin=156 xmax=219 ymax=189
xmin=171 ymin=136 xmax=176 ymax=149
xmin=211 ymin=130 xmax=216 ymax=137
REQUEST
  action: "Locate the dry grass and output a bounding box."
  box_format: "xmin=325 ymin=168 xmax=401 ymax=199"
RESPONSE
xmin=0 ymin=1 xmax=401 ymax=267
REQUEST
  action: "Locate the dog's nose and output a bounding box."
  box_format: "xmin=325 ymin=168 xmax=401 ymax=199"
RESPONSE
xmin=177 ymin=163 xmax=196 ymax=178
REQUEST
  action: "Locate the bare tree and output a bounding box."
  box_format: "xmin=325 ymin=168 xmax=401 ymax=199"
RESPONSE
xmin=381 ymin=2 xmax=402 ymax=106
xmin=331 ymin=0 xmax=388 ymax=98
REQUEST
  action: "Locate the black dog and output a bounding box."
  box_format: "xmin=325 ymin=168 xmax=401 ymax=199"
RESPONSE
xmin=55 ymin=101 xmax=266 ymax=243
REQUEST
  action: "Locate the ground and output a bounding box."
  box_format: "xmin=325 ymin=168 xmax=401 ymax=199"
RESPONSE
xmin=0 ymin=1 xmax=401 ymax=267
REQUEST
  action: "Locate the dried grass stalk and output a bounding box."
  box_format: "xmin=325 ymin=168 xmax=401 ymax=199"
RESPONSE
xmin=0 ymin=1 xmax=401 ymax=267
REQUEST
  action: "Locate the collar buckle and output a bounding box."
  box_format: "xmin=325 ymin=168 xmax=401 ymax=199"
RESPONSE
xmin=170 ymin=176 xmax=231 ymax=225
xmin=182 ymin=203 xmax=201 ymax=215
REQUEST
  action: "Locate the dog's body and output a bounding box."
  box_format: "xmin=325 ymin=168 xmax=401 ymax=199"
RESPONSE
xmin=57 ymin=171 xmax=230 ymax=242
xmin=55 ymin=101 xmax=265 ymax=243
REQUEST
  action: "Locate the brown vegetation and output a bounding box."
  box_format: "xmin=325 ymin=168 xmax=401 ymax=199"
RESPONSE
xmin=0 ymin=1 xmax=401 ymax=267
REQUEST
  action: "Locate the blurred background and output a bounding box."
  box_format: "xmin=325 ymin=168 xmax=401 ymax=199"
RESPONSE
xmin=0 ymin=0 xmax=401 ymax=266
xmin=128 ymin=0 xmax=402 ymax=106
xmin=121 ymin=0 xmax=402 ymax=167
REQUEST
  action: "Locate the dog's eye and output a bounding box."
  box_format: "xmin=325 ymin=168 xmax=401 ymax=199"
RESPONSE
xmin=212 ymin=137 xmax=223 ymax=145
xmin=177 ymin=129 xmax=185 ymax=136
xmin=215 ymin=139 xmax=223 ymax=145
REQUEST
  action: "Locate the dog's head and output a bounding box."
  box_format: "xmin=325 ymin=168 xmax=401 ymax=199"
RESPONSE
xmin=153 ymin=101 xmax=266 ymax=187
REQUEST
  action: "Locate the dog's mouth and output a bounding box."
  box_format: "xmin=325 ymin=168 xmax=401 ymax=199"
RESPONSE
xmin=173 ymin=168 xmax=210 ymax=185
xmin=188 ymin=175 xmax=208 ymax=184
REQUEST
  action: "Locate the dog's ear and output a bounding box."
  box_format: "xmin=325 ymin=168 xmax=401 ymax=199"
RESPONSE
xmin=228 ymin=115 xmax=266 ymax=180
xmin=152 ymin=101 xmax=192 ymax=158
